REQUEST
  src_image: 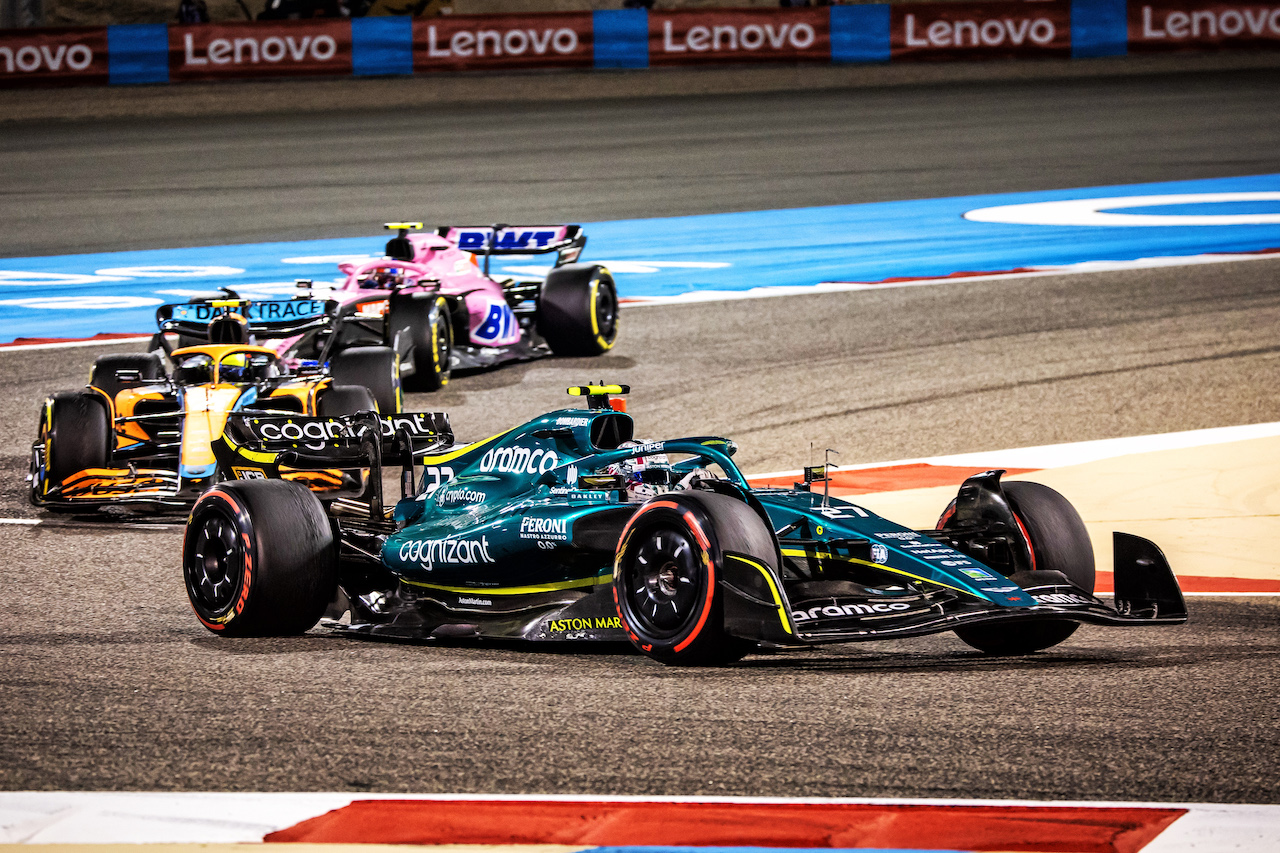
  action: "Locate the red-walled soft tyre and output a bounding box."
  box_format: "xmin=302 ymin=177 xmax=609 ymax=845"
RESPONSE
xmin=184 ymin=480 xmax=336 ymax=637
xmin=613 ymin=490 xmax=765 ymax=666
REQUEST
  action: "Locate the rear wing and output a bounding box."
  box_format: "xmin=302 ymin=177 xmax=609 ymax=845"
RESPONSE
xmin=437 ymin=225 xmax=585 ymax=265
xmin=218 ymin=411 xmax=452 ymax=464
xmin=155 ymin=298 xmax=335 ymax=341
xmin=214 ymin=411 xmax=454 ymax=511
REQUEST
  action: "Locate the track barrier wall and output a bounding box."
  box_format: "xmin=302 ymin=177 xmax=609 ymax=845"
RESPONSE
xmin=0 ymin=0 xmax=1276 ymax=87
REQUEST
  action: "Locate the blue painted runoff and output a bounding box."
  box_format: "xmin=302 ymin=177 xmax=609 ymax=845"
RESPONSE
xmin=2 ymin=173 xmax=1279 ymax=343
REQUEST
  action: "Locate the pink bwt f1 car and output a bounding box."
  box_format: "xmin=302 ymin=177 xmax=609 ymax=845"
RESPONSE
xmin=152 ymin=223 xmax=620 ymax=409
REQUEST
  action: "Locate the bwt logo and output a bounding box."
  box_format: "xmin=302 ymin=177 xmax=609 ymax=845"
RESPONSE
xmin=903 ymin=14 xmax=1058 ymax=47
xmin=661 ymin=21 xmax=816 ymax=53
xmin=424 ymin=26 xmax=580 ymax=58
xmin=456 ymin=229 xmax=560 ymax=251
xmin=0 ymin=43 xmax=93 ymax=74
xmin=182 ymin=33 xmax=339 ymax=67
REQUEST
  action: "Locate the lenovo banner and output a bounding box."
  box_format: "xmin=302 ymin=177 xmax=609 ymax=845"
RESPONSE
xmin=0 ymin=27 xmax=107 ymax=87
xmin=170 ymin=20 xmax=351 ymax=81
xmin=1130 ymin=1 xmax=1280 ymax=50
xmin=649 ymin=9 xmax=829 ymax=66
xmin=891 ymin=1 xmax=1071 ymax=60
xmin=414 ymin=13 xmax=592 ymax=71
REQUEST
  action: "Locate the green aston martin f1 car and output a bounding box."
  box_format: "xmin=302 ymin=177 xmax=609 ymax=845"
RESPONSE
xmin=183 ymin=385 xmax=1186 ymax=665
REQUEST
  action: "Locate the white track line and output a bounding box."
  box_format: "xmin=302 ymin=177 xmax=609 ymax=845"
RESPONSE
xmin=5 ymin=250 xmax=1279 ymax=349
xmin=1 ymin=792 xmax=1277 ymax=849
xmin=0 ymin=336 xmax=151 ymax=353
xmin=748 ymin=421 xmax=1280 ymax=480
xmin=619 ymin=249 xmax=1280 ymax=307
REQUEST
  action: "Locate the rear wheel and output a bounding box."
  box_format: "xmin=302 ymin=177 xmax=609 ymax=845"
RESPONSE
xmin=32 ymin=391 xmax=112 ymax=503
xmin=950 ymin=481 xmax=1095 ymax=655
xmin=390 ymin=295 xmax=452 ymax=392
xmin=184 ymin=480 xmax=337 ymax=637
xmin=317 ymin=384 xmax=377 ymax=417
xmin=330 ymin=345 xmax=401 ymax=414
xmin=538 ymin=264 xmax=618 ymax=357
xmin=613 ymin=490 xmax=765 ymax=666
xmin=89 ymin=353 xmax=166 ymax=402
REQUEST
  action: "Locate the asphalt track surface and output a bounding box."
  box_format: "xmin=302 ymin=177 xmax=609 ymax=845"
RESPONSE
xmin=2 ymin=68 xmax=1279 ymax=802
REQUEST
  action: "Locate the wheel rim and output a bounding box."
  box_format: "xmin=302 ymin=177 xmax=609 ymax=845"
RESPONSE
xmin=186 ymin=511 xmax=244 ymax=615
xmin=29 ymin=444 xmax=44 ymax=496
xmin=622 ymin=527 xmax=702 ymax=637
xmin=31 ymin=413 xmax=49 ymax=495
xmin=434 ymin=308 xmax=452 ymax=379
xmin=594 ymin=278 xmax=618 ymax=341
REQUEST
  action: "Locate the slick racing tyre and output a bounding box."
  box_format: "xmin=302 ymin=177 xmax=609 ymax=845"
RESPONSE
xmin=537 ymin=264 xmax=618 ymax=357
xmin=317 ymin=384 xmax=378 ymax=417
xmin=947 ymin=481 xmax=1095 ymax=655
xmin=32 ymin=391 xmax=112 ymax=504
xmin=89 ymin=353 xmax=166 ymax=402
xmin=613 ymin=490 xmax=766 ymax=666
xmin=330 ymin=346 xmax=401 ymax=414
xmin=389 ymin=295 xmax=452 ymax=392
xmin=184 ymin=480 xmax=337 ymax=637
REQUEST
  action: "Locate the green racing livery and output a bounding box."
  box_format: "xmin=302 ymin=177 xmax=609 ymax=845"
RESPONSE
xmin=183 ymin=385 xmax=1186 ymax=665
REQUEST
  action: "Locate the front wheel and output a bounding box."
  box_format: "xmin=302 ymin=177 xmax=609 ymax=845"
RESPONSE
xmin=330 ymin=345 xmax=401 ymax=414
xmin=950 ymin=480 xmax=1095 ymax=655
xmin=184 ymin=480 xmax=337 ymax=637
xmin=537 ymin=264 xmax=618 ymax=357
xmin=613 ymin=491 xmax=766 ymax=666
xmin=32 ymin=391 xmax=112 ymax=503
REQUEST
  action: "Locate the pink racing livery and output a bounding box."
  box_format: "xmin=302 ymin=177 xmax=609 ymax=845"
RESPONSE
xmin=152 ymin=222 xmax=621 ymax=411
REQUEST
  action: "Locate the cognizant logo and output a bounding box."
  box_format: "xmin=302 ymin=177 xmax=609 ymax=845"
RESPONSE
xmin=256 ymin=419 xmax=346 ymax=450
xmin=399 ymin=536 xmax=494 ymax=570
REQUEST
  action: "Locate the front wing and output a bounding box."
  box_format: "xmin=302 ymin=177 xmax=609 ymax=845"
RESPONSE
xmin=30 ymin=465 xmax=187 ymax=510
xmin=721 ymin=532 xmax=1188 ymax=648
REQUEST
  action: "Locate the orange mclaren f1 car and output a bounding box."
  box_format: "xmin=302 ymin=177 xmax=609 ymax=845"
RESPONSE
xmin=29 ymin=343 xmax=382 ymax=511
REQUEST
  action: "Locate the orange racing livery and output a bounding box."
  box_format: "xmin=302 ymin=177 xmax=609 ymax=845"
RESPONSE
xmin=29 ymin=343 xmax=379 ymax=510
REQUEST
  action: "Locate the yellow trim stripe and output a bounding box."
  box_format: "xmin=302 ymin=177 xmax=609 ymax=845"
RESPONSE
xmin=727 ymin=554 xmax=793 ymax=635
xmin=419 ymin=429 xmax=514 ymax=465
xmin=780 ymin=548 xmax=983 ymax=598
xmin=400 ymin=572 xmax=609 ymax=596
xmin=221 ymin=430 xmax=278 ymax=464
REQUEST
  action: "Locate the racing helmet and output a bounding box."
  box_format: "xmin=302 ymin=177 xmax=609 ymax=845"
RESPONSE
xmin=605 ymin=441 xmax=675 ymax=503
xmin=218 ymin=352 xmax=250 ymax=383
xmin=173 ymin=353 xmax=214 ymax=385
xmin=363 ymin=267 xmax=404 ymax=289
